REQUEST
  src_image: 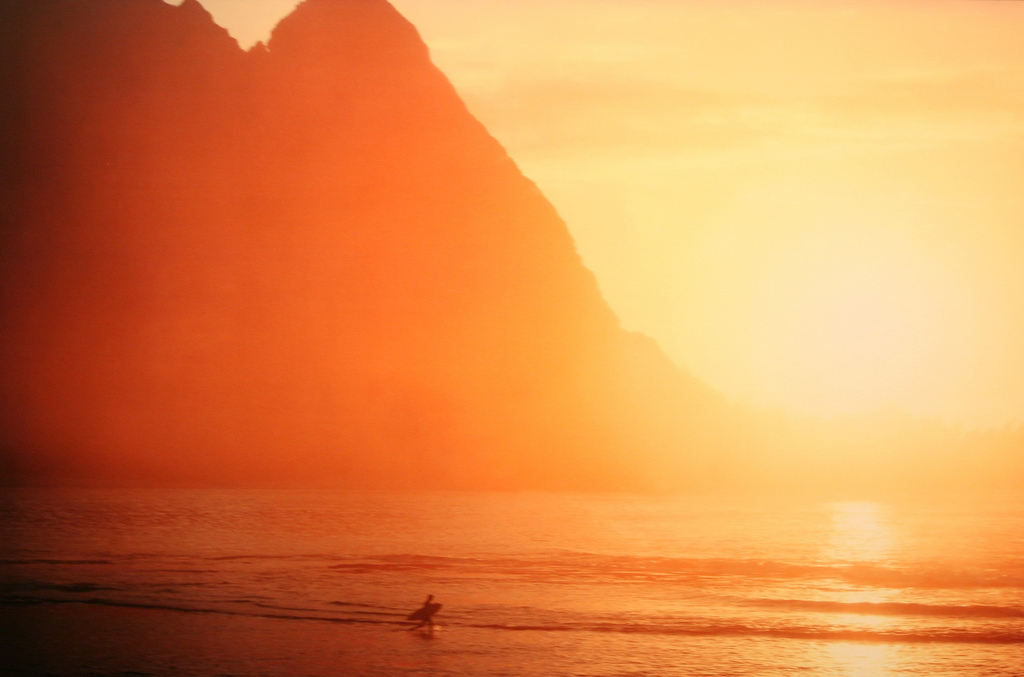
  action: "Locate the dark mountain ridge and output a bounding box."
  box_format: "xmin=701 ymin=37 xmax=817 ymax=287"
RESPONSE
xmin=0 ymin=0 xmax=731 ymax=489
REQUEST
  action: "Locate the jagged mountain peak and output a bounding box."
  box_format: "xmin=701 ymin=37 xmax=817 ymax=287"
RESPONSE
xmin=0 ymin=0 xmax=727 ymax=490
xmin=267 ymin=0 xmax=429 ymax=66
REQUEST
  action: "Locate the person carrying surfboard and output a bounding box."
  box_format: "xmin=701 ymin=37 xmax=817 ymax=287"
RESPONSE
xmin=406 ymin=594 xmax=442 ymax=632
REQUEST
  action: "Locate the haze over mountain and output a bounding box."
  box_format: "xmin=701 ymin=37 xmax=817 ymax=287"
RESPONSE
xmin=0 ymin=0 xmax=736 ymax=490
xmin=2 ymin=0 xmax=1021 ymax=495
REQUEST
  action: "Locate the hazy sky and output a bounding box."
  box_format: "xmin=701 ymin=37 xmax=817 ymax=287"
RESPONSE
xmin=177 ymin=0 xmax=1024 ymax=428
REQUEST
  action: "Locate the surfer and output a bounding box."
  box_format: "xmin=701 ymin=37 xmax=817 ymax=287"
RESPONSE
xmin=406 ymin=594 xmax=442 ymax=632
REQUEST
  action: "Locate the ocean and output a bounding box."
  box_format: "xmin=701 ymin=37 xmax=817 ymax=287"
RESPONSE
xmin=1 ymin=489 xmax=1022 ymax=676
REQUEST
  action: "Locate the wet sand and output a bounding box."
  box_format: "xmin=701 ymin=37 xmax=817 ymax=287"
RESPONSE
xmin=2 ymin=603 xmax=425 ymax=676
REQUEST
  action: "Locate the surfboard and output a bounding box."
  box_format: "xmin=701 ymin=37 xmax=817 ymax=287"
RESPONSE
xmin=406 ymin=602 xmax=442 ymax=621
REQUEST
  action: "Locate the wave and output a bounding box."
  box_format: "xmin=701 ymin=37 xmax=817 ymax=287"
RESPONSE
xmin=32 ymin=582 xmax=119 ymax=594
xmin=468 ymin=622 xmax=1024 ymax=644
xmin=329 ymin=600 xmax=406 ymax=612
xmin=2 ymin=594 xmax=1018 ymax=644
xmin=751 ymin=598 xmax=1024 ymax=619
xmin=9 ymin=551 xmax=1021 ymax=590
xmin=0 ymin=594 xmax=404 ymax=626
xmin=0 ymin=558 xmax=116 ymax=565
xmin=248 ymin=601 xmax=400 ymax=617
xmin=0 ymin=580 xmax=120 ymax=594
xmin=323 ymin=553 xmax=1024 ymax=590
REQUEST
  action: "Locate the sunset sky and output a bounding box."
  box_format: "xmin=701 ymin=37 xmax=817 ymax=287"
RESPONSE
xmin=183 ymin=0 xmax=1024 ymax=429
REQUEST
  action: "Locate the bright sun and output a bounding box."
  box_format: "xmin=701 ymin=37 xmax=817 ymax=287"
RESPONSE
xmin=693 ymin=185 xmax=979 ymax=420
xmin=767 ymin=238 xmax=964 ymax=414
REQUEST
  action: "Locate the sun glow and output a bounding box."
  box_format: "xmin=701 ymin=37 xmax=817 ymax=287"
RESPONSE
xmin=731 ymin=207 xmax=977 ymax=419
xmin=674 ymin=175 xmax=987 ymax=422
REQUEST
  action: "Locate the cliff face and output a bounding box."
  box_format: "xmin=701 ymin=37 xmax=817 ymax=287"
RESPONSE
xmin=0 ymin=0 xmax=727 ymax=489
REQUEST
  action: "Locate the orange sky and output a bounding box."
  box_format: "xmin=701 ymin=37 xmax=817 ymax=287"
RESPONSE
xmin=181 ymin=0 xmax=1024 ymax=429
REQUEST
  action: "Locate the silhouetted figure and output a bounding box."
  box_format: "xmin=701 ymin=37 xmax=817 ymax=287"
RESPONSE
xmin=406 ymin=594 xmax=442 ymax=633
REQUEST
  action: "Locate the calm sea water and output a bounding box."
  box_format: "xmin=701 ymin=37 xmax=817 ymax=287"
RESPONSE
xmin=1 ymin=489 xmax=1022 ymax=676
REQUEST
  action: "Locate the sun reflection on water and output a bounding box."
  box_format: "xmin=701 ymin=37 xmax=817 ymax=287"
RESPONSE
xmin=826 ymin=501 xmax=894 ymax=563
xmin=822 ymin=502 xmax=901 ymax=645
xmin=826 ymin=642 xmax=898 ymax=677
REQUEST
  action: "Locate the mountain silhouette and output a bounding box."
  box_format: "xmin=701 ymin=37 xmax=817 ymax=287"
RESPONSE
xmin=0 ymin=0 xmax=733 ymax=489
